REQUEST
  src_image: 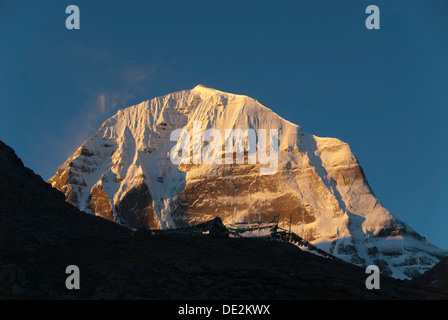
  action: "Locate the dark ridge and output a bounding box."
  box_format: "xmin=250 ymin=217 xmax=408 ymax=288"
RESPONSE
xmin=1 ymin=140 xmax=447 ymax=300
xmin=412 ymin=257 xmax=448 ymax=294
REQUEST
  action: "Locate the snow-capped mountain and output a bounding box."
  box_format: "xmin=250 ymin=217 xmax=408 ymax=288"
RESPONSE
xmin=49 ymin=85 xmax=446 ymax=279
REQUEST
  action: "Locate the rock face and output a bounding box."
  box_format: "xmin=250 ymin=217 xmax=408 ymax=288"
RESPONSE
xmin=48 ymin=85 xmax=447 ymax=279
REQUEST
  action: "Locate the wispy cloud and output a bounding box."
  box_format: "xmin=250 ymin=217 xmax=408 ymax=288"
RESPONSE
xmin=125 ymin=63 xmax=157 ymax=84
xmin=87 ymin=91 xmax=137 ymax=122
xmin=78 ymin=58 xmax=160 ymax=143
xmin=87 ymin=62 xmax=158 ymax=118
xmin=97 ymin=93 xmax=107 ymax=114
xmin=57 ymin=44 xmax=167 ymax=157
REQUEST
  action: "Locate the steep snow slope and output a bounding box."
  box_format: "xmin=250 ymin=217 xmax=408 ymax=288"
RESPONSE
xmin=49 ymin=85 xmax=447 ymax=279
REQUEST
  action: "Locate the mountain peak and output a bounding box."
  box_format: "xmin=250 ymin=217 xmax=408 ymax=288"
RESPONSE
xmin=49 ymin=87 xmax=447 ymax=279
xmin=192 ymin=84 xmax=213 ymax=91
xmin=190 ymin=84 xmax=233 ymax=98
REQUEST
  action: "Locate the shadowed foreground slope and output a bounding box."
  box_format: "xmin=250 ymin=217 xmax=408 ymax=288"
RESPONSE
xmin=0 ymin=140 xmax=446 ymax=300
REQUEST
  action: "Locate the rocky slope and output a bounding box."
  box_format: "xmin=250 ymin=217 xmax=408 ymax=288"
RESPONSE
xmin=5 ymin=232 xmax=448 ymax=300
xmin=48 ymin=85 xmax=447 ymax=279
xmin=0 ymin=140 xmax=128 ymax=248
xmin=412 ymin=257 xmax=448 ymax=294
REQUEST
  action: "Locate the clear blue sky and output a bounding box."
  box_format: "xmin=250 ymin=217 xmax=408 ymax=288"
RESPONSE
xmin=1 ymin=0 xmax=447 ymax=249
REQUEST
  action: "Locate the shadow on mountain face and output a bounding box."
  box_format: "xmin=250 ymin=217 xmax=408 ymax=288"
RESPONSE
xmin=1 ymin=140 xmax=447 ymax=300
